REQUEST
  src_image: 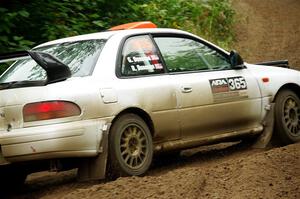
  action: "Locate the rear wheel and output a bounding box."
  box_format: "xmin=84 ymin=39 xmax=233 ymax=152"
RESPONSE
xmin=274 ymin=90 xmax=300 ymax=144
xmin=108 ymin=114 xmax=153 ymax=179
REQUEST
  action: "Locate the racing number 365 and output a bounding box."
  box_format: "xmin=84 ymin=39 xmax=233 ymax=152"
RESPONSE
xmin=228 ymin=77 xmax=247 ymax=90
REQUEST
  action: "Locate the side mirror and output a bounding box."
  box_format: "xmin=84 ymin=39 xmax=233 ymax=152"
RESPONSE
xmin=229 ymin=50 xmax=244 ymax=69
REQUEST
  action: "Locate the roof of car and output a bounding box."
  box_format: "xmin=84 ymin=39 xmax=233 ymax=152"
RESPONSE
xmin=35 ymin=26 xmax=228 ymax=55
xmin=34 ymin=28 xmax=189 ymax=48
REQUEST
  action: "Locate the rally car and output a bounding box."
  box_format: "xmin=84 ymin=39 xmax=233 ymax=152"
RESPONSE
xmin=0 ymin=21 xmax=299 ymax=186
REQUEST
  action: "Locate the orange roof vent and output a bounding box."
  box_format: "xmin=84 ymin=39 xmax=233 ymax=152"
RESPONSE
xmin=109 ymin=21 xmax=157 ymax=31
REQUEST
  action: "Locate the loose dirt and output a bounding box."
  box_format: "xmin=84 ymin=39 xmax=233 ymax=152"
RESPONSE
xmin=233 ymin=0 xmax=300 ymax=69
xmin=6 ymin=142 xmax=300 ymax=199
xmin=4 ymin=0 xmax=300 ymax=198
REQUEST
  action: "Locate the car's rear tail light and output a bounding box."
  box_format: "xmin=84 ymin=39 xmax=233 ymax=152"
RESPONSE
xmin=23 ymin=101 xmax=81 ymax=122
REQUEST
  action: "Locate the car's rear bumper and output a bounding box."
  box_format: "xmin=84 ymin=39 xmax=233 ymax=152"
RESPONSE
xmin=0 ymin=119 xmax=111 ymax=165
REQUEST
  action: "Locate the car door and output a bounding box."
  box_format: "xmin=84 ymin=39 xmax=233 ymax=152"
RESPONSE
xmin=116 ymin=35 xmax=181 ymax=142
xmin=153 ymin=35 xmax=262 ymax=139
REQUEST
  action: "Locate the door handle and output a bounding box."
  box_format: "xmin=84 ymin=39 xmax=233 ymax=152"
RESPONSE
xmin=181 ymin=86 xmax=193 ymax=93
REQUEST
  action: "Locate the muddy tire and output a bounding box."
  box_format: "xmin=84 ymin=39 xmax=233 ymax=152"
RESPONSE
xmin=108 ymin=114 xmax=153 ymax=179
xmin=274 ymin=90 xmax=300 ymax=144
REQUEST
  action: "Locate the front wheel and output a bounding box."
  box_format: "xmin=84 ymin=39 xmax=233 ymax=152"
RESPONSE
xmin=108 ymin=114 xmax=153 ymax=178
xmin=274 ymin=90 xmax=300 ymax=144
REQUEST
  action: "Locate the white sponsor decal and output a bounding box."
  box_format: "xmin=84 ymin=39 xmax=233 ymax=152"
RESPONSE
xmin=209 ymin=76 xmax=248 ymax=102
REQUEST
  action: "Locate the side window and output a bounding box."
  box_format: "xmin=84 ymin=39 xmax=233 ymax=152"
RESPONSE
xmin=121 ymin=35 xmax=164 ymax=76
xmin=154 ymin=37 xmax=231 ymax=72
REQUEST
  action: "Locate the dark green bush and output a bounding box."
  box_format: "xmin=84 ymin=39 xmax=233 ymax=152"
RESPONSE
xmin=122 ymin=0 xmax=235 ymax=48
xmin=0 ymin=0 xmax=235 ymax=73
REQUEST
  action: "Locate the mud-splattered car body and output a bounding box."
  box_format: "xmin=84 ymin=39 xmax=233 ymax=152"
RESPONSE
xmin=0 ymin=22 xmax=299 ymax=183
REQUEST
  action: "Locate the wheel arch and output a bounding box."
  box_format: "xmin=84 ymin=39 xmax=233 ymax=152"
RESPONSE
xmin=273 ymin=83 xmax=300 ymax=102
xmin=111 ymin=107 xmax=155 ymax=137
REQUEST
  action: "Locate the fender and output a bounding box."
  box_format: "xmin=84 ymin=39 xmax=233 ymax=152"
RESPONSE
xmin=246 ymin=63 xmax=300 ymax=101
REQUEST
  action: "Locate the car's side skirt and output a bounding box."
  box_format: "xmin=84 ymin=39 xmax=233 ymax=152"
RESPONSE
xmin=154 ymin=125 xmax=263 ymax=152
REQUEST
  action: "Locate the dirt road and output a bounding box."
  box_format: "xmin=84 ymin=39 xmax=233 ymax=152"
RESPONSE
xmin=4 ymin=0 xmax=300 ymax=198
xmin=6 ymin=142 xmax=300 ymax=199
xmin=233 ymin=0 xmax=300 ymax=69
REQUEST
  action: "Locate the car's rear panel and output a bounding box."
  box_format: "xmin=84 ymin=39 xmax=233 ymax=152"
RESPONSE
xmin=0 ymin=78 xmax=113 ymax=165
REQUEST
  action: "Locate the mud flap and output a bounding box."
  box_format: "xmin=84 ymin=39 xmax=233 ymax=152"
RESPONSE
xmin=252 ymin=103 xmax=275 ymax=149
xmin=77 ymin=129 xmax=109 ymax=181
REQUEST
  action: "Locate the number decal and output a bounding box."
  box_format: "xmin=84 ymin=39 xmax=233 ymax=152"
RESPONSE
xmin=228 ymin=78 xmax=235 ymax=90
xmin=240 ymin=77 xmax=247 ymax=88
xmin=209 ymin=76 xmax=248 ymax=102
xmin=227 ymin=77 xmax=247 ymax=91
xmin=209 ymin=76 xmax=247 ymax=93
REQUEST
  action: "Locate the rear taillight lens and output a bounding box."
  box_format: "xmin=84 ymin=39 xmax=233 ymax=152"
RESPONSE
xmin=23 ymin=101 xmax=81 ymax=122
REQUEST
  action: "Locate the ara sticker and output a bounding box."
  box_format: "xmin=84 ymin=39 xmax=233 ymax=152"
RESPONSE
xmin=210 ymin=76 xmax=247 ymax=93
xmin=209 ymin=76 xmax=248 ymax=102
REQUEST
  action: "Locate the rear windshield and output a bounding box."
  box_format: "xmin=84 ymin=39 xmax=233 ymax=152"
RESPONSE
xmin=0 ymin=39 xmax=106 ymax=83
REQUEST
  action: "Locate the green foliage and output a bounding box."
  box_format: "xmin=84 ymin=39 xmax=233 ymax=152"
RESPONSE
xmin=0 ymin=7 xmax=34 ymax=52
xmin=120 ymin=0 xmax=235 ymax=49
xmin=0 ymin=0 xmax=235 ymax=73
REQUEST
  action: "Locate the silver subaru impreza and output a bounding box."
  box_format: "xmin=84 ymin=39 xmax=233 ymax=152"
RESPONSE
xmin=0 ymin=22 xmax=299 ymax=186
